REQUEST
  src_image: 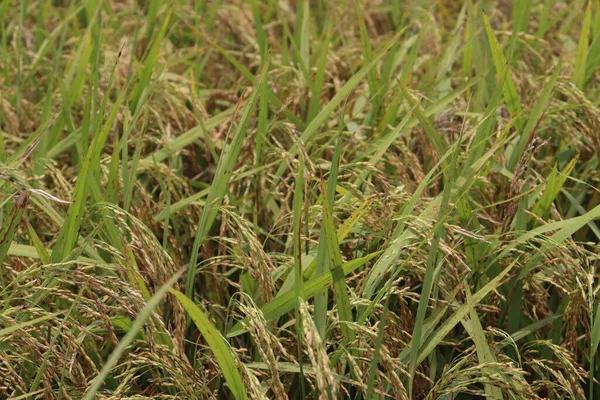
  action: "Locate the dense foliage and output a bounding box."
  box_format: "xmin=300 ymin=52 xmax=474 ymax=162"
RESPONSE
xmin=0 ymin=1 xmax=599 ymax=399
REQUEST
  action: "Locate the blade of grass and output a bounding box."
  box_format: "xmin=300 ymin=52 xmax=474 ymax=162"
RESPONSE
xmin=25 ymin=218 xmax=50 ymax=264
xmin=408 ymin=121 xmax=461 ymax=397
xmin=274 ymin=29 xmax=405 ymax=178
xmin=314 ymin=113 xmax=344 ymax=338
xmin=7 ymin=114 xmax=57 ymax=169
xmin=511 ymin=0 xmax=532 ymax=62
xmin=82 ymin=268 xmax=185 ymax=400
xmin=51 ymin=81 xmax=125 ymax=263
xmin=185 ymin=58 xmax=269 ymax=300
xmin=277 ymin=196 xmax=370 ymax=297
xmin=145 ymin=0 xmax=161 ymax=42
xmin=462 ymin=285 xmax=504 ymax=399
xmin=306 ymin=16 xmax=332 ymax=123
xmin=508 ymin=59 xmax=561 ymax=171
xmin=250 ymin=0 xmax=267 ymax=59
xmin=228 ymin=251 xmax=382 ymax=337
xmin=361 ymin=125 xmax=511 ymax=323
xmin=170 ymin=289 xmax=248 ymax=400
xmin=366 ymin=296 xmax=389 ymax=399
xmin=193 ymin=29 xmax=304 ymax=129
xmin=573 ymin=0 xmax=592 ymax=89
xmin=0 ymin=311 xmax=64 ymax=337
xmin=123 ymin=109 xmax=148 ymax=211
xmin=397 ymin=82 xmax=448 ymax=154
xmin=21 ymin=52 xmax=126 ymax=314
xmin=482 ymin=12 xmax=524 ymax=138
xmin=253 ymin=54 xmax=270 ymax=234
xmin=355 ymin=0 xmax=381 ymax=117
xmin=410 ymin=258 xmax=520 ymax=367
xmin=520 ymin=201 xmax=600 ymax=278
xmin=362 ymin=132 xmax=467 ymax=298
xmin=298 ymin=0 xmax=310 ymax=84
xmin=293 ymin=154 xmax=307 ymax=398
xmin=562 ymin=189 xmax=600 ymax=240
xmin=531 ymin=156 xmax=577 ymax=221
xmin=434 ymin=2 xmax=467 ymax=96
xmin=129 ymin=9 xmax=172 ymax=114
xmin=322 ymin=183 xmax=357 ymax=351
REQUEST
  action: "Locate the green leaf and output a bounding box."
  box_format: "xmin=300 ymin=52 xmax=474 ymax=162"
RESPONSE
xmin=508 ymin=59 xmax=562 ymax=171
xmin=314 ymin=118 xmax=343 ymax=338
xmin=412 ymin=258 xmax=520 ymax=366
xmin=532 ymin=156 xmax=577 ymax=221
xmin=129 ymin=9 xmax=172 ymax=114
xmin=462 ymin=285 xmax=504 ymax=399
xmin=277 ymin=197 xmax=370 ymax=297
xmin=198 ymin=32 xmax=304 ymax=129
xmin=275 ymin=29 xmax=406 ymax=178
xmin=228 ymin=251 xmax=382 ymax=337
xmin=408 ymin=121 xmax=460 ymax=395
xmin=322 ymin=184 xmax=356 ymax=347
xmin=186 ymin=58 xmax=270 ymax=299
xmin=51 ymin=59 xmax=126 ymax=263
xmin=292 ymin=153 xmax=307 ymax=395
xmin=482 ymin=12 xmax=524 ymax=135
xmin=520 ymin=201 xmax=600 ymax=278
xmin=573 ymin=0 xmax=592 ymax=89
xmin=170 ymin=289 xmax=248 ymax=400
xmin=26 ymin=218 xmax=50 ymax=265
xmin=0 ymin=312 xmax=63 ymax=337
xmin=397 ymin=82 xmax=448 ymax=154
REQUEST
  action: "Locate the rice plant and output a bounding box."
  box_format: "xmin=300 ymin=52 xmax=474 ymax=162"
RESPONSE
xmin=0 ymin=1 xmax=599 ymax=399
